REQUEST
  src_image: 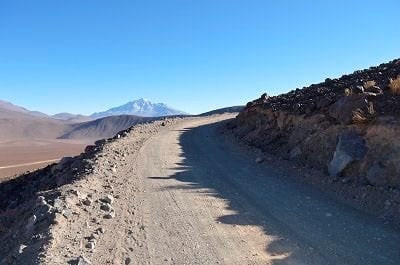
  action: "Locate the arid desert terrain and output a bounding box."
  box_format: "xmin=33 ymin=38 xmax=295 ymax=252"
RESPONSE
xmin=0 ymin=139 xmax=89 ymax=180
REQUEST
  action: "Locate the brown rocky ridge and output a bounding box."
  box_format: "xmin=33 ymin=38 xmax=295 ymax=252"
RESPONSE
xmin=228 ymin=58 xmax=400 ymax=223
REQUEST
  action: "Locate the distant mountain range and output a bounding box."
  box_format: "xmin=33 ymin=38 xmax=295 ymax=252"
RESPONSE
xmin=0 ymin=100 xmax=153 ymax=140
xmin=0 ymin=100 xmax=73 ymax=140
xmin=1 ymin=98 xmax=187 ymax=121
xmin=90 ymin=98 xmax=187 ymax=119
xmin=0 ymin=98 xmax=240 ymax=141
xmin=0 ymin=98 xmax=187 ymax=141
xmin=52 ymin=113 xmax=92 ymax=123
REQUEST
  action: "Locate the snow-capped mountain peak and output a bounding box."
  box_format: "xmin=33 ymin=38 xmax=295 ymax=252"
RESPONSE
xmin=90 ymin=98 xmax=187 ymax=119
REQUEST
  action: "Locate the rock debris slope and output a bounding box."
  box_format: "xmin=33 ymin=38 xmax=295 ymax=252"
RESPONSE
xmin=0 ymin=118 xmax=183 ymax=264
xmin=229 ymin=58 xmax=400 ymax=224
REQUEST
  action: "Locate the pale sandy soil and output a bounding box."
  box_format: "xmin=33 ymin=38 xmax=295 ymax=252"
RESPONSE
xmin=0 ymin=139 xmax=90 ymax=180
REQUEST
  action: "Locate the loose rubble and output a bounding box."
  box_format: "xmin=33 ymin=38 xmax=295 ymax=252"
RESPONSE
xmin=0 ymin=117 xmax=186 ymax=264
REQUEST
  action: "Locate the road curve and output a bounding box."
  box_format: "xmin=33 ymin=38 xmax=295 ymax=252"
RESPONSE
xmin=133 ymin=116 xmax=400 ymax=264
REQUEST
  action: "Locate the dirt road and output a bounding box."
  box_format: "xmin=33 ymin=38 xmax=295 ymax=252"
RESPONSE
xmin=42 ymin=116 xmax=400 ymax=264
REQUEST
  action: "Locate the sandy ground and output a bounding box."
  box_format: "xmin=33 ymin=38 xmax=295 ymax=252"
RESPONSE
xmin=0 ymin=139 xmax=90 ymax=179
xmin=40 ymin=115 xmax=400 ymax=265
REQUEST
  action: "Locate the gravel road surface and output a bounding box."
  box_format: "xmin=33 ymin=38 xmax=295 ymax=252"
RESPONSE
xmin=42 ymin=115 xmax=400 ymax=264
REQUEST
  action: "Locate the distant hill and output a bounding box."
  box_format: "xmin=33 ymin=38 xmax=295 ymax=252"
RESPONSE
xmin=0 ymin=100 xmax=72 ymax=140
xmin=0 ymin=99 xmax=246 ymax=141
xmin=0 ymin=100 xmax=142 ymax=140
xmin=52 ymin=113 xmax=92 ymax=123
xmin=90 ymin=98 xmax=187 ymax=119
xmin=0 ymin=99 xmax=186 ymax=141
xmin=59 ymin=115 xmax=154 ymax=140
xmin=199 ymin=106 xmax=244 ymax=116
xmin=0 ymin=100 xmax=48 ymax=118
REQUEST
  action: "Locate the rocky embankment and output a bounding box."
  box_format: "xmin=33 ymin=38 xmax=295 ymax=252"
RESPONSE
xmin=0 ymin=118 xmax=182 ymax=264
xmin=228 ymin=58 xmax=400 ymax=223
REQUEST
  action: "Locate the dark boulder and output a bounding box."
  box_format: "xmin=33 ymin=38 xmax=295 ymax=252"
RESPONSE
xmin=328 ymin=131 xmax=367 ymax=177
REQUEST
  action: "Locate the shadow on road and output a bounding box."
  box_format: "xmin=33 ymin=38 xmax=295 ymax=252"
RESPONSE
xmin=149 ymin=120 xmax=400 ymax=265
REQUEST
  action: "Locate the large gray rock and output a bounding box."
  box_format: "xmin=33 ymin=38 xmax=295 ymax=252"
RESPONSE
xmin=328 ymin=131 xmax=367 ymax=177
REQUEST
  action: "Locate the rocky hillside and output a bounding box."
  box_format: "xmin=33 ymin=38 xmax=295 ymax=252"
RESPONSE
xmin=229 ymin=58 xmax=400 ymax=214
xmin=59 ymin=115 xmax=154 ymax=140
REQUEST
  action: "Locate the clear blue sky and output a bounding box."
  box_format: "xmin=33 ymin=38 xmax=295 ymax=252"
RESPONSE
xmin=0 ymin=0 xmax=399 ymax=115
